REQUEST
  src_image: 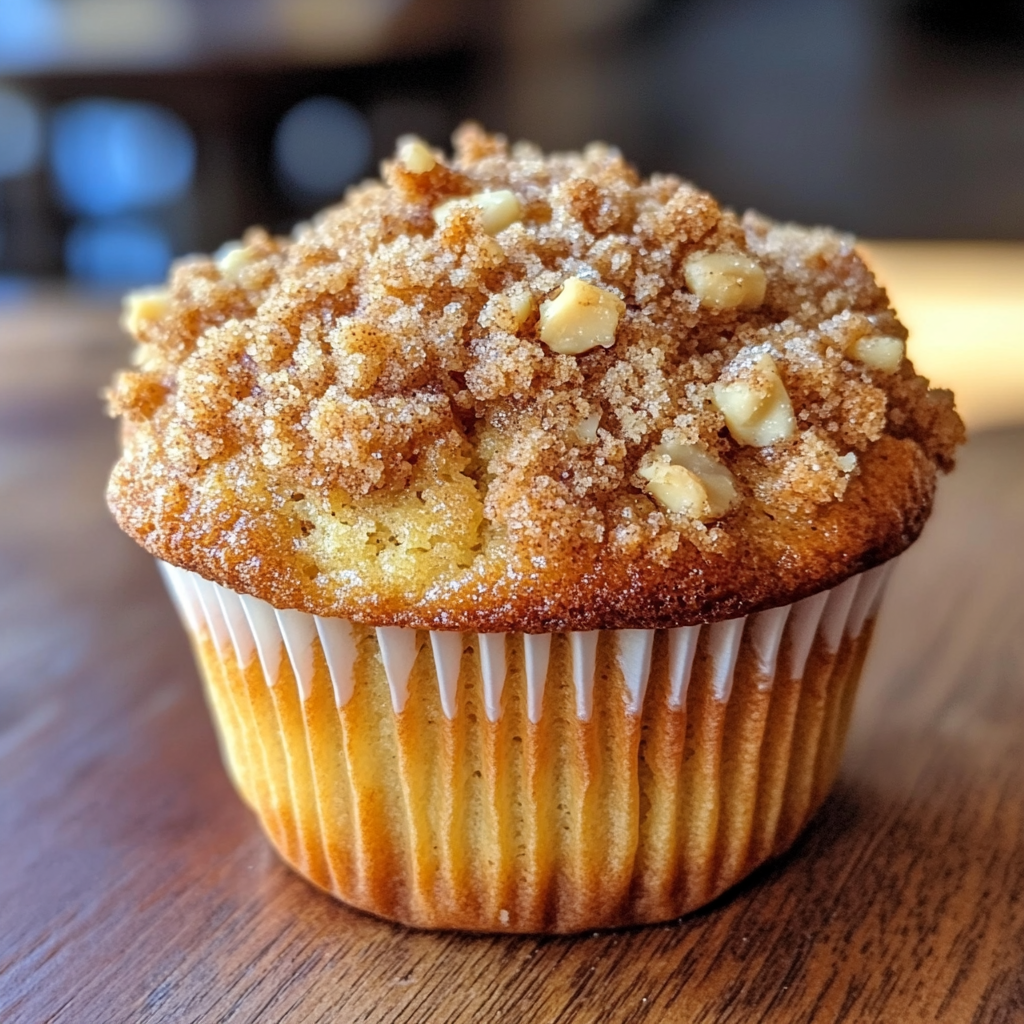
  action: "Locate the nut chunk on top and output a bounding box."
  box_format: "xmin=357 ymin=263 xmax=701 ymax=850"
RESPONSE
xmin=106 ymin=124 xmax=964 ymax=631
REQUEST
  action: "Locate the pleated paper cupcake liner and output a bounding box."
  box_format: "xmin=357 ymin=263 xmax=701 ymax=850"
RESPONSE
xmin=159 ymin=560 xmax=893 ymax=933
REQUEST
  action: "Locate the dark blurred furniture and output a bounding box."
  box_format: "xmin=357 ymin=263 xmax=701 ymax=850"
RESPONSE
xmin=1 ymin=0 xmax=1023 ymax=284
xmin=0 ymin=0 xmax=491 ymax=277
xmin=1 ymin=290 xmax=1022 ymax=1022
xmin=6 ymin=55 xmax=483 ymax=273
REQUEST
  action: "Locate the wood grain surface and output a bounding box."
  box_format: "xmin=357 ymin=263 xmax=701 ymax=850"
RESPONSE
xmin=1 ymin=292 xmax=1022 ymax=1024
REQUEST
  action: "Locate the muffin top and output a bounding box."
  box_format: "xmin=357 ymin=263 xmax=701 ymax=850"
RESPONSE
xmin=107 ymin=125 xmax=963 ymax=631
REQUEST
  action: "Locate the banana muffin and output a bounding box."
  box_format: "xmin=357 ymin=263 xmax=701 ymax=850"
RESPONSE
xmin=107 ymin=125 xmax=963 ymax=932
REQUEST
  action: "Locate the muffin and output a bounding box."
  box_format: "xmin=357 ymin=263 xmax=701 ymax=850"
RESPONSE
xmin=106 ymin=125 xmax=963 ymax=933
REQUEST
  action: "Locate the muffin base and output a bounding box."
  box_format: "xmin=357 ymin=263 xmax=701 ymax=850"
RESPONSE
xmin=162 ymin=563 xmax=890 ymax=933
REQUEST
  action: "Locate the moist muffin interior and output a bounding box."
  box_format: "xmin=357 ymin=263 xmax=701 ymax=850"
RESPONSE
xmin=106 ymin=125 xmax=963 ymax=630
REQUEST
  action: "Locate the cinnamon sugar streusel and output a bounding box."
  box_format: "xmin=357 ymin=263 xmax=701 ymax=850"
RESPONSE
xmin=106 ymin=125 xmax=963 ymax=630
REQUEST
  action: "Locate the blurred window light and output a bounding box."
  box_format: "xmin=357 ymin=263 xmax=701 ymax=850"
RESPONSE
xmin=61 ymin=0 xmax=195 ymax=66
xmin=50 ymin=99 xmax=196 ymax=216
xmin=275 ymin=0 xmax=409 ymax=60
xmin=273 ymin=96 xmax=371 ymax=201
xmin=0 ymin=276 xmax=34 ymax=303
xmin=0 ymin=0 xmax=61 ymax=69
xmin=64 ymin=216 xmax=172 ymax=285
xmin=0 ymin=88 xmax=44 ymax=179
xmin=0 ymin=0 xmax=194 ymax=71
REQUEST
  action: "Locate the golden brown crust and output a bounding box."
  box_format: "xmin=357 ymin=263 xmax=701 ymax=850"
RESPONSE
xmin=111 ymin=432 xmax=932 ymax=631
xmin=106 ymin=126 xmax=962 ymax=629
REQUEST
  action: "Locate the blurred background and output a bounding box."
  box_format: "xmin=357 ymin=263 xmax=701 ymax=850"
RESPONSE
xmin=0 ymin=0 xmax=1022 ymax=423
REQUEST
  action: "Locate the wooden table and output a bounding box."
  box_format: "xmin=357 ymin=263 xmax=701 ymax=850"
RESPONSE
xmin=2 ymin=290 xmax=1022 ymax=1024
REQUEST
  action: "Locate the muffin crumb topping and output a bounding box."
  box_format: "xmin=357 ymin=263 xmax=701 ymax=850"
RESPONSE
xmin=106 ymin=124 xmax=964 ymax=629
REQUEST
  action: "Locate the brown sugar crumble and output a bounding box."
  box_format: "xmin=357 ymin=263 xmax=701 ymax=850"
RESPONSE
xmin=106 ymin=125 xmax=964 ymax=631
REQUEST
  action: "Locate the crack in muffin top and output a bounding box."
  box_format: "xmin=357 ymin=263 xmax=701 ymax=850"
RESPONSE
xmin=106 ymin=124 xmax=964 ymax=630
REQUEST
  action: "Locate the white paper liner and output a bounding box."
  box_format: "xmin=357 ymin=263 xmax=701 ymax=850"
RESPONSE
xmin=158 ymin=560 xmax=895 ymax=725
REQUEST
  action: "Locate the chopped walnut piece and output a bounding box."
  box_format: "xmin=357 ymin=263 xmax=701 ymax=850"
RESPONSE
xmin=848 ymin=334 xmax=905 ymax=374
xmin=639 ymin=443 xmax=738 ymax=520
xmin=122 ymin=288 xmax=169 ymax=335
xmin=216 ymin=242 xmax=254 ymax=279
xmin=396 ymin=135 xmax=436 ymax=174
xmin=509 ymin=288 xmax=535 ymax=328
xmin=538 ymin=277 xmax=624 ymax=355
xmin=640 ymin=462 xmax=708 ymax=516
xmin=684 ymin=251 xmax=767 ymax=311
xmin=713 ymin=354 xmax=797 ymax=447
xmin=575 ymin=411 xmax=602 ymax=443
xmin=434 ymin=190 xmax=523 ymax=235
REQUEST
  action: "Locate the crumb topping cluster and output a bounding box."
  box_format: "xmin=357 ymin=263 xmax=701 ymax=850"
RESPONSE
xmin=107 ymin=125 xmax=963 ymax=626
